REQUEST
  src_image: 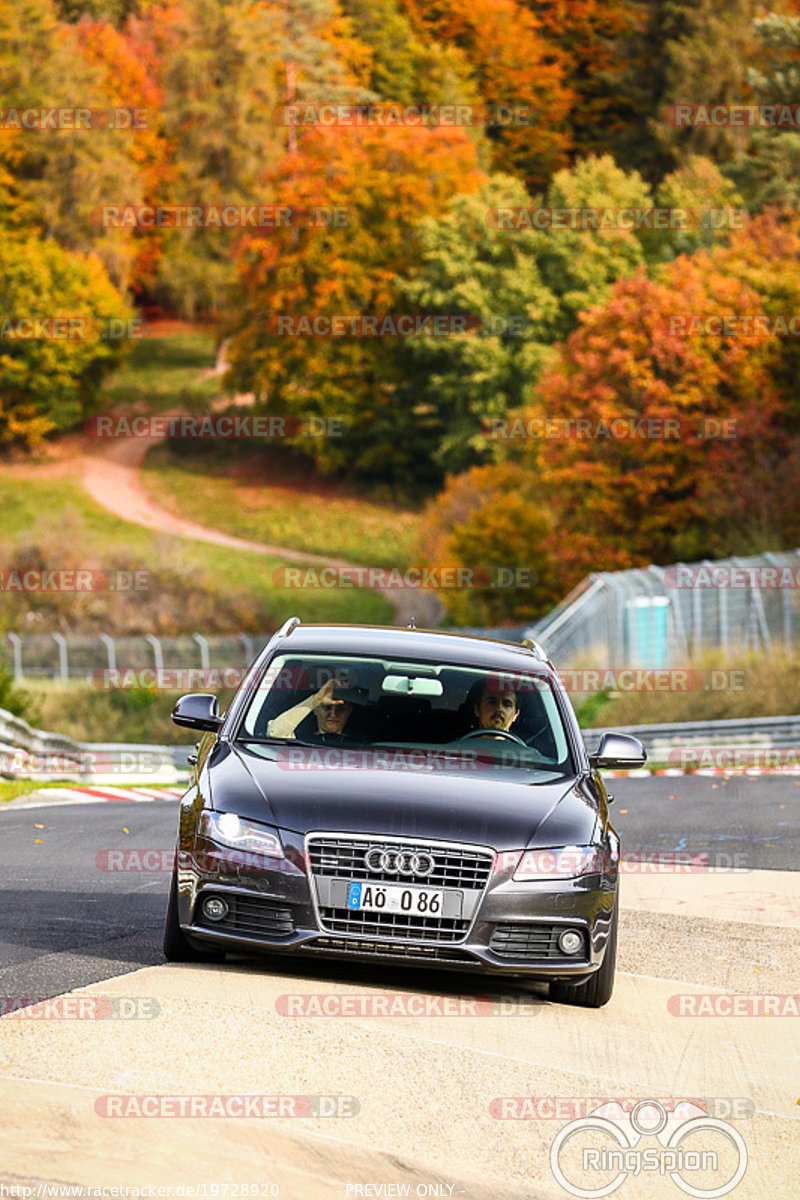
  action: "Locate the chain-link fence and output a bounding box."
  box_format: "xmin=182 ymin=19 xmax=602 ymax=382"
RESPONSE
xmin=524 ymin=549 xmax=800 ymax=667
xmin=4 ymin=549 xmax=798 ymax=681
xmin=2 ymin=632 xmax=271 ymax=684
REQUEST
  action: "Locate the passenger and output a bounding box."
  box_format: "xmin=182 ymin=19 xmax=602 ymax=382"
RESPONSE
xmin=267 ymin=677 xmax=356 ymax=743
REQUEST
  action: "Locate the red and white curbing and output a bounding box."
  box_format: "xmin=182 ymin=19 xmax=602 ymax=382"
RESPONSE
xmin=10 ymin=784 xmax=186 ymax=808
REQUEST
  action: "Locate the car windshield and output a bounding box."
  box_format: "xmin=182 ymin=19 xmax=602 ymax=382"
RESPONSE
xmin=237 ymin=653 xmax=574 ymax=775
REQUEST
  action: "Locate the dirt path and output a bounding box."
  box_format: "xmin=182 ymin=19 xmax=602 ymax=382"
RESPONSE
xmin=78 ymin=425 xmax=441 ymax=626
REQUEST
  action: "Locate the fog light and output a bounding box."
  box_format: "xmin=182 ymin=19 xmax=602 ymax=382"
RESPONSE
xmin=558 ymin=928 xmax=583 ymax=955
xmin=202 ymin=896 xmax=229 ymax=922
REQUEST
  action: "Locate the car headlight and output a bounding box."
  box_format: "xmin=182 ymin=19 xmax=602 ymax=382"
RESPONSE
xmin=198 ymin=810 xmax=284 ymax=859
xmin=512 ymin=845 xmax=611 ymax=881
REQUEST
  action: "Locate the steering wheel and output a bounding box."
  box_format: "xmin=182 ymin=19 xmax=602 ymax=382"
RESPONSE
xmin=459 ymin=728 xmax=528 ymax=747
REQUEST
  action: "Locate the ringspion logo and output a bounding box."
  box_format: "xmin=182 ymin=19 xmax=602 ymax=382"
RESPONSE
xmin=549 ymin=1099 xmax=748 ymax=1197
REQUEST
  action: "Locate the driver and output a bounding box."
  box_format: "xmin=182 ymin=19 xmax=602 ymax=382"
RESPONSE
xmin=473 ymin=681 xmax=520 ymax=736
xmin=267 ymin=677 xmax=355 ymax=743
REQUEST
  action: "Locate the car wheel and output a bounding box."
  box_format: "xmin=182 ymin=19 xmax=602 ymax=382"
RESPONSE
xmin=163 ymin=866 xmax=225 ymax=962
xmin=549 ymin=904 xmax=618 ymax=1009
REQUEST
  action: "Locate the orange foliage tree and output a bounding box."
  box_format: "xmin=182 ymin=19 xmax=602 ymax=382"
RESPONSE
xmin=417 ymin=463 xmax=561 ymax=625
xmin=398 ymin=0 xmax=573 ymax=188
xmin=75 ymin=12 xmax=175 ymax=294
xmin=224 ymin=121 xmax=486 ymax=481
xmin=525 ymin=221 xmax=796 ymax=585
xmin=527 ymin=0 xmax=645 ymax=161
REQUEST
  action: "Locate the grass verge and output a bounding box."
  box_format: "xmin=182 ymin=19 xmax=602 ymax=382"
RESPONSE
xmin=141 ymin=442 xmax=422 ymax=569
xmin=0 ymin=475 xmax=393 ymax=635
xmin=574 ymin=651 xmax=800 ymax=727
xmin=98 ymin=329 xmax=223 ymax=413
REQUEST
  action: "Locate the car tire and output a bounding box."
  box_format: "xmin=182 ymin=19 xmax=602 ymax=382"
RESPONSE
xmin=163 ymin=866 xmax=225 ymax=962
xmin=549 ymin=904 xmax=618 ymax=1009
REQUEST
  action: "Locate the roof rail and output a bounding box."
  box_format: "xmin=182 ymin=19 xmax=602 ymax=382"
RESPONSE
xmin=276 ymin=616 xmax=301 ymax=638
xmin=522 ymin=637 xmax=548 ymax=662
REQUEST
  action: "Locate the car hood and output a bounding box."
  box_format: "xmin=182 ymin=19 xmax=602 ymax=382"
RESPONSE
xmin=205 ymin=743 xmax=600 ymax=852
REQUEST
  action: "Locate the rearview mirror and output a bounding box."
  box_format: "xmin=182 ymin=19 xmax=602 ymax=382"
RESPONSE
xmin=172 ymin=693 xmax=223 ymax=732
xmin=381 ymin=674 xmax=443 ymax=697
xmin=589 ymin=732 xmax=647 ymax=770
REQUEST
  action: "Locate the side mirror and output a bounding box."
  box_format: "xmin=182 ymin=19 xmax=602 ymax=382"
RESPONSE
xmin=172 ymin=693 xmax=223 ymax=732
xmin=589 ymin=732 xmax=647 ymax=770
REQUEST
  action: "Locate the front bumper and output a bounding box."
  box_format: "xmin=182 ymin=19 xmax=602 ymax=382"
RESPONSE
xmin=176 ymin=830 xmax=617 ymax=981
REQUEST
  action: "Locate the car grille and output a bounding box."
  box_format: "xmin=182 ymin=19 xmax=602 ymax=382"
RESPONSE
xmin=196 ymin=893 xmax=295 ymax=940
xmin=490 ymin=923 xmax=586 ymax=961
xmin=307 ymin=834 xmax=493 ymax=943
xmin=308 ymin=836 xmax=493 ymax=889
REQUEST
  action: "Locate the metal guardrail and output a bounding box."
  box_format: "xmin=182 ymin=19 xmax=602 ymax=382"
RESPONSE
xmin=583 ymin=715 xmax=800 ymax=760
xmin=0 ymin=706 xmax=191 ymax=785
xmin=2 ymin=704 xmax=796 ymax=787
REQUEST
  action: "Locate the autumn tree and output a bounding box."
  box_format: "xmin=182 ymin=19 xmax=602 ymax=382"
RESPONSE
xmin=726 ymin=8 xmax=800 ymax=210
xmin=0 ymin=0 xmax=145 ymax=291
xmin=392 ymin=156 xmax=662 ymax=478
xmin=395 ymin=174 xmax=560 ymax=476
xmin=223 ymin=121 xmax=485 ymax=484
xmin=524 ymin=0 xmax=646 ymax=164
xmin=338 ymin=0 xmax=480 ymax=115
xmin=524 ymin=231 xmax=794 ymax=583
xmin=0 ymin=236 xmax=133 ymax=446
xmin=538 ymin=153 xmax=651 ymax=337
xmin=417 ymin=463 xmax=561 ymax=625
xmin=658 ymin=0 xmax=765 ymax=167
xmin=647 ymin=155 xmax=746 ymax=263
xmin=74 ymin=12 xmax=172 ymax=294
xmin=398 ymin=0 xmax=573 ymax=188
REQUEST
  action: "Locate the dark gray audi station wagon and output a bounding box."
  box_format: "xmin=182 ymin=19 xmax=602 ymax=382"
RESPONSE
xmin=164 ymin=619 xmax=645 ymax=1006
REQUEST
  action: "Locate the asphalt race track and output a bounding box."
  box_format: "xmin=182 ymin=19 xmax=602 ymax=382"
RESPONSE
xmin=1 ymin=774 xmax=797 ymax=1198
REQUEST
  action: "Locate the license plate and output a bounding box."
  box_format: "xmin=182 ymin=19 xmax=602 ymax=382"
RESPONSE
xmin=347 ymin=880 xmax=453 ymax=917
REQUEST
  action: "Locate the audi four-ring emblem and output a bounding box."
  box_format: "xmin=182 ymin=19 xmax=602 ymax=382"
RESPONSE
xmin=364 ymin=847 xmax=436 ymax=877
